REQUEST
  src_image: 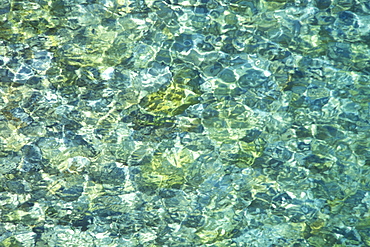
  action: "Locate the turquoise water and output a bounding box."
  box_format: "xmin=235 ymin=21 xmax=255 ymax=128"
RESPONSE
xmin=0 ymin=0 xmax=370 ymax=246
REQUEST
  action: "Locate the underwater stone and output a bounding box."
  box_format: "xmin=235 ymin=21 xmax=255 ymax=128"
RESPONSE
xmin=0 ymin=68 xmax=14 ymax=83
xmin=173 ymin=34 xmax=194 ymax=52
xmin=183 ymin=215 xmax=205 ymax=228
xmin=203 ymin=62 xmax=223 ymax=77
xmin=158 ymin=189 xmax=176 ymax=198
xmin=18 ymin=122 xmax=45 ymax=137
xmin=309 ymin=97 xmax=329 ymax=111
xmin=240 ymin=129 xmax=262 ymax=143
xmin=0 ymin=151 xmax=20 ymax=174
xmin=5 ymin=180 xmax=25 ymax=194
xmin=156 ymin=49 xmax=171 ymax=64
xmin=337 ymin=11 xmax=358 ymax=26
xmin=221 ymin=43 xmax=238 ymax=54
xmin=89 ymin=163 xmax=126 ymax=185
xmin=21 ymin=144 xmax=42 ymax=164
xmin=204 ymin=22 xmax=221 ymax=36
xmin=191 ymin=15 xmax=208 ymax=30
xmin=224 ymin=13 xmax=238 ymax=25
xmin=194 ymin=6 xmax=208 ymax=14
xmin=238 ymin=69 xmax=268 ymax=88
xmin=315 ymin=0 xmax=331 ymax=9
xmin=218 ymin=69 xmax=236 ymax=83
xmin=9 ymin=107 xmax=33 ymax=124
xmin=26 ymin=76 xmax=43 ymax=88
xmin=335 ymin=0 xmax=354 ymax=9
xmin=58 ymin=186 xmax=83 ymax=202
xmin=60 ymin=118 xmax=83 ymax=131
xmin=197 ymin=41 xmax=215 ymax=52
xmin=24 ymin=86 xmax=43 ymax=101
xmin=72 ymin=215 xmax=93 ymax=232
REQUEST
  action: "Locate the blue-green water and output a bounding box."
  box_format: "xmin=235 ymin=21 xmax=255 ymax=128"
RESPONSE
xmin=0 ymin=0 xmax=370 ymax=246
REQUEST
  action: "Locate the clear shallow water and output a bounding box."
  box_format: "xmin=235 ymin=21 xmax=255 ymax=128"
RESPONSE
xmin=0 ymin=0 xmax=370 ymax=246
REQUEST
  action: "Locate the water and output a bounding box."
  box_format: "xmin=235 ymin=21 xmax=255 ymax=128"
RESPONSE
xmin=0 ymin=0 xmax=369 ymax=246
